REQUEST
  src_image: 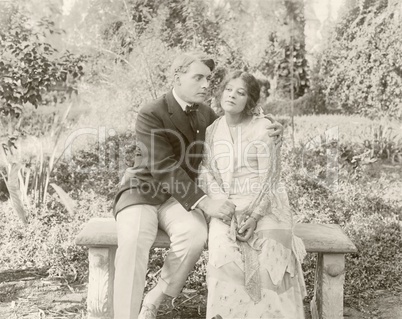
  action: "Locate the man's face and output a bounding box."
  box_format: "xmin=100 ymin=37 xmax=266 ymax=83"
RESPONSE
xmin=174 ymin=60 xmax=211 ymax=104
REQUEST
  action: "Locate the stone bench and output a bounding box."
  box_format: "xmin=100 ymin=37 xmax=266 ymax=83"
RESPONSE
xmin=76 ymin=218 xmax=357 ymax=319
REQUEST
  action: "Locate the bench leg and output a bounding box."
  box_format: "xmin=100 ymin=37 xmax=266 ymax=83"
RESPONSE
xmin=310 ymin=253 xmax=345 ymax=319
xmin=87 ymin=247 xmax=116 ymax=319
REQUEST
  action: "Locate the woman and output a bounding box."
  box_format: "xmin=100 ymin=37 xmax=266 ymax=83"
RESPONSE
xmin=199 ymin=71 xmax=306 ymax=318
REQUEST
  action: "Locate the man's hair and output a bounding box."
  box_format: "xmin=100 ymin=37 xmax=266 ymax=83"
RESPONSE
xmin=171 ymin=51 xmax=215 ymax=77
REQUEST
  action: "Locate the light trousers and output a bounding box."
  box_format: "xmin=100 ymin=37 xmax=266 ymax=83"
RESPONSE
xmin=113 ymin=197 xmax=208 ymax=319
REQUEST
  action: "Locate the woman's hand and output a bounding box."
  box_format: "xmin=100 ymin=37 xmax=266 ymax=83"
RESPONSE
xmin=236 ymin=217 xmax=257 ymax=242
xmin=264 ymin=114 xmax=284 ymax=146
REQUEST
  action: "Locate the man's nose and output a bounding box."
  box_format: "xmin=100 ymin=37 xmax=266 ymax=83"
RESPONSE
xmin=201 ymin=77 xmax=209 ymax=88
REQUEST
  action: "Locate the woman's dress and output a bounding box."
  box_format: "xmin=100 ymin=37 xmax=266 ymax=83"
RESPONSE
xmin=199 ymin=115 xmax=307 ymax=319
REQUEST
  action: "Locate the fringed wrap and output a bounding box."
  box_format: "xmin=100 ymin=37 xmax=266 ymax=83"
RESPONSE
xmin=199 ymin=117 xmax=306 ymax=302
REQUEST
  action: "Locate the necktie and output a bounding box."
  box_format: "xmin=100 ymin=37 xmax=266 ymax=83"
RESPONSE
xmin=185 ymin=104 xmax=199 ymax=135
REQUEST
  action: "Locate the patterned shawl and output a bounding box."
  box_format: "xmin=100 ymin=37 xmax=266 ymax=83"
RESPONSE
xmin=201 ymin=117 xmax=285 ymax=303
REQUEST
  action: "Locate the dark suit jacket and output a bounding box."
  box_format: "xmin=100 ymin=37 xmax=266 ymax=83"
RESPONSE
xmin=113 ymin=90 xmax=218 ymax=216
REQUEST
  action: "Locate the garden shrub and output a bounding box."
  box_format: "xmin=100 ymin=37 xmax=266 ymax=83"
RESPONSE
xmin=283 ymin=152 xmax=402 ymax=307
xmin=344 ymin=213 xmax=402 ymax=304
xmin=0 ymin=189 xmax=110 ymax=280
xmin=277 ymin=114 xmax=402 ymax=307
xmin=318 ymin=2 xmax=402 ymax=119
xmin=52 ymin=131 xmax=137 ymax=202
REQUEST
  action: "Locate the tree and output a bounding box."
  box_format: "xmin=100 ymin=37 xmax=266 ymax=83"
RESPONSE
xmin=319 ymin=0 xmax=402 ymax=119
xmin=273 ymin=0 xmax=309 ymax=99
xmin=0 ymin=3 xmax=85 ymax=154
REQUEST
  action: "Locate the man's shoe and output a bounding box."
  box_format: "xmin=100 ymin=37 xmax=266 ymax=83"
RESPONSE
xmin=138 ymin=304 xmax=157 ymax=319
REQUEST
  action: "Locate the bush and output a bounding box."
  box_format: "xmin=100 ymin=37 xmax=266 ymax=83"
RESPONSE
xmin=345 ymin=213 xmax=402 ymax=304
xmin=262 ymin=92 xmax=326 ymax=117
xmin=0 ymin=190 xmax=111 ymax=280
xmin=283 ymin=146 xmax=402 ymax=307
xmin=52 ymin=131 xmax=137 ymax=201
xmin=318 ymin=3 xmax=402 ymax=119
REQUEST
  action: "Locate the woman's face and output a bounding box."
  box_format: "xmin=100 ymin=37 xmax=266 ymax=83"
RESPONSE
xmin=220 ymin=78 xmax=248 ymax=115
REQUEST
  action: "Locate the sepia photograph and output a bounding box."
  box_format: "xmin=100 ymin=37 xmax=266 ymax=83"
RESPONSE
xmin=0 ymin=0 xmax=401 ymax=318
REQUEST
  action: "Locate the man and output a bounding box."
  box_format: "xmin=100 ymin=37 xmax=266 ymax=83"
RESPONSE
xmin=113 ymin=51 xmax=283 ymax=319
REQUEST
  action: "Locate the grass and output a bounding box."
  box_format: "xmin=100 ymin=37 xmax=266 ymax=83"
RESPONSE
xmin=292 ymin=114 xmax=402 ymax=145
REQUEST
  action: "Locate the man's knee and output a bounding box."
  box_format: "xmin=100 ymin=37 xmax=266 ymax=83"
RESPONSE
xmin=190 ymin=225 xmax=208 ymax=250
xmin=119 ymin=231 xmax=155 ymax=251
xmin=173 ymin=222 xmax=207 ymax=251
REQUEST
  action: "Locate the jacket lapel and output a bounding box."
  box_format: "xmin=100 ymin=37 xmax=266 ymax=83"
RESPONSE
xmin=195 ymin=112 xmax=206 ymax=154
xmin=166 ymin=91 xmax=194 ymax=143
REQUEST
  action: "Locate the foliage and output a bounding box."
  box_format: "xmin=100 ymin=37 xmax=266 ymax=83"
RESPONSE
xmin=291 ymin=115 xmax=402 ymax=167
xmin=0 ymin=5 xmax=85 ymax=114
xmin=0 ymin=163 xmax=27 ymax=224
xmin=0 ymin=189 xmax=110 ymax=279
xmin=318 ymin=1 xmax=402 ymax=119
xmin=278 ymin=114 xmax=402 ymax=307
xmin=0 ymin=2 xmax=86 ymax=183
xmin=281 ymin=144 xmax=402 ymax=307
xmin=82 ymin=0 xmax=309 ymax=104
xmin=345 ymin=213 xmax=402 ymax=303
xmin=262 ymin=92 xmax=325 ymax=116
xmin=276 ymin=0 xmax=309 ymax=99
xmin=160 ymin=0 xmax=221 ymax=55
xmin=298 ymin=62 xmax=327 ymax=114
xmin=99 ymin=0 xmax=223 ymax=58
xmin=0 ymin=102 xmax=74 ymax=223
xmin=52 ymin=131 xmax=137 ymax=202
xmin=274 ymin=41 xmax=310 ymax=99
xmin=286 ymin=170 xmax=402 ymax=307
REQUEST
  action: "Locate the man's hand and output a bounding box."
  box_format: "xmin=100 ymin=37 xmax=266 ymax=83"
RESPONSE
xmin=236 ymin=217 xmax=257 ymax=242
xmin=196 ymin=197 xmax=235 ymax=225
xmin=264 ymin=114 xmax=284 ymax=146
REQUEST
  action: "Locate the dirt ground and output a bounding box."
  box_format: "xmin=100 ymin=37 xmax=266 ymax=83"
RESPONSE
xmin=0 ymin=269 xmax=401 ymax=319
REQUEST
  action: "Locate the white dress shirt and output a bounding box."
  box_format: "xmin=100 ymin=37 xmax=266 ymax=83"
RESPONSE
xmin=172 ymin=88 xmax=207 ymax=210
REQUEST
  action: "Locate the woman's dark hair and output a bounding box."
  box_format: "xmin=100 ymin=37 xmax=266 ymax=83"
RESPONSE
xmin=215 ymin=70 xmax=261 ymax=116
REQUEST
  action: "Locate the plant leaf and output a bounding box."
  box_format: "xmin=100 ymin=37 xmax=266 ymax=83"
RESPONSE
xmin=50 ymin=183 xmax=75 ymax=215
xmin=3 ymin=164 xmax=27 ymax=224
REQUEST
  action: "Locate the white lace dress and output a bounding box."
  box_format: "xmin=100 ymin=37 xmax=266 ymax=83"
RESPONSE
xmin=199 ymin=115 xmax=307 ymax=319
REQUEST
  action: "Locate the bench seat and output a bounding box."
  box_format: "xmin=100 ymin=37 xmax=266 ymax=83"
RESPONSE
xmin=76 ymin=218 xmax=357 ymax=319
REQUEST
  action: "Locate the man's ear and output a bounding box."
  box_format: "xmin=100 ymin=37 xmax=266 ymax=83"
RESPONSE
xmin=173 ymin=73 xmax=181 ymax=86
